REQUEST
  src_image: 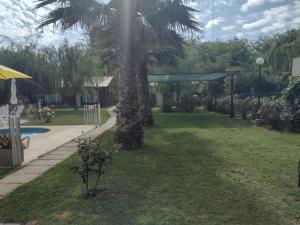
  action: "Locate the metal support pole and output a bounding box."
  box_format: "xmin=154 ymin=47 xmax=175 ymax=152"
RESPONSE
xmin=258 ymin=65 xmax=262 ymax=110
xmin=214 ymin=81 xmax=217 ymax=112
xmin=230 ymin=74 xmax=234 ymax=119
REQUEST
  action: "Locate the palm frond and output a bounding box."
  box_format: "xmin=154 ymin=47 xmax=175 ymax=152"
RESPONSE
xmin=37 ymin=0 xmax=109 ymax=30
xmin=147 ymin=0 xmax=201 ymax=33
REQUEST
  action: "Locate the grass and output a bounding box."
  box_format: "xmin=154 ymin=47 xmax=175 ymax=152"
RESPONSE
xmin=26 ymin=108 xmax=110 ymax=126
xmin=1 ymin=110 xmax=300 ymax=224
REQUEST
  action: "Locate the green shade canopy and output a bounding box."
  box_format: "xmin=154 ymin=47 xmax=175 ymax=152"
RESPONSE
xmin=148 ymin=72 xmax=235 ymax=82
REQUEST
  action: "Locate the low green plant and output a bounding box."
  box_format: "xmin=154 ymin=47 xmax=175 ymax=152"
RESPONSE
xmin=72 ymin=138 xmax=113 ymax=198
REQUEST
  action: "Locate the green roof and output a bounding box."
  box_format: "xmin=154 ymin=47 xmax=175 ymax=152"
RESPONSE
xmin=148 ymin=72 xmax=234 ymax=82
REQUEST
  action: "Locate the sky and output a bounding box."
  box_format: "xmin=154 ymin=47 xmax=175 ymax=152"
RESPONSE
xmin=0 ymin=0 xmax=299 ymax=46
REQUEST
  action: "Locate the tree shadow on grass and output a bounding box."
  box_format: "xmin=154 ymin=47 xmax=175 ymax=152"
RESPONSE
xmin=154 ymin=111 xmax=252 ymax=130
xmin=0 ymin=129 xmax=291 ymax=225
xmin=127 ymin=129 xmax=289 ymax=225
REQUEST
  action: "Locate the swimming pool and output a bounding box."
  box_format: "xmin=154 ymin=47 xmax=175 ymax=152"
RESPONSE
xmin=0 ymin=128 xmax=50 ymax=138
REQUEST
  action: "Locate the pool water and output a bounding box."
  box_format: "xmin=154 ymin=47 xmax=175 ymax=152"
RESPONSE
xmin=0 ymin=128 xmax=50 ymax=138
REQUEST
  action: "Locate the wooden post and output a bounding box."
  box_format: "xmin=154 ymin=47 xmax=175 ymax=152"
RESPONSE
xmin=97 ymin=103 xmax=101 ymax=125
xmin=9 ymin=116 xmax=22 ymax=166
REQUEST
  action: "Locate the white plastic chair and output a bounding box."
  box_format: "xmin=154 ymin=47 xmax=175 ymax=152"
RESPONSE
xmin=0 ymin=105 xmax=9 ymax=127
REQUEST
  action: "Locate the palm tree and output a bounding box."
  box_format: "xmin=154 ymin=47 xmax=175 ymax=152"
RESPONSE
xmin=35 ymin=0 xmax=200 ymax=148
xmin=89 ymin=0 xmax=200 ymax=126
xmin=36 ymin=0 xmax=144 ymax=149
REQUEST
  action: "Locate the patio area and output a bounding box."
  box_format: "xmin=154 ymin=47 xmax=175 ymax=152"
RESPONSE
xmin=23 ymin=125 xmax=94 ymax=164
xmin=0 ymin=108 xmax=116 ymax=200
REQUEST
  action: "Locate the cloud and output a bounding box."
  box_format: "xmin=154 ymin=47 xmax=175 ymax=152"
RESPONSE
xmin=241 ymin=1 xmax=300 ymax=34
xmin=241 ymin=0 xmax=265 ymax=12
xmin=0 ymin=0 xmax=83 ymax=46
xmin=205 ymin=17 xmax=224 ymax=29
xmin=242 ymin=18 xmax=269 ymax=30
xmin=241 ymin=0 xmax=285 ymax=12
xmin=222 ymin=25 xmax=235 ymax=31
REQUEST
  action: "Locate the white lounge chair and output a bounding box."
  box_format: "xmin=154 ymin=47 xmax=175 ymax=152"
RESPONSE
xmin=0 ymin=105 xmax=9 ymax=127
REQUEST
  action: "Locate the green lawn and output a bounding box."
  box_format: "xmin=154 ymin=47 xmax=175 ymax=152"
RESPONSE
xmin=26 ymin=108 xmax=110 ymax=126
xmin=1 ymin=110 xmax=300 ymax=225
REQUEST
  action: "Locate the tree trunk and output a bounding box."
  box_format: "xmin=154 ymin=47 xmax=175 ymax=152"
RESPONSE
xmin=114 ymin=0 xmax=143 ymax=150
xmin=115 ymin=64 xmax=143 ymax=150
xmin=136 ymin=59 xmax=154 ymax=127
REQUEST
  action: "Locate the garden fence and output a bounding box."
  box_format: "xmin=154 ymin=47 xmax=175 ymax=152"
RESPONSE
xmin=84 ymin=104 xmax=101 ymax=128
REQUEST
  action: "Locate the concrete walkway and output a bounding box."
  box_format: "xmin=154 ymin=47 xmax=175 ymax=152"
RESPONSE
xmin=0 ymin=108 xmax=116 ymax=200
xmin=23 ymin=125 xmax=94 ymax=164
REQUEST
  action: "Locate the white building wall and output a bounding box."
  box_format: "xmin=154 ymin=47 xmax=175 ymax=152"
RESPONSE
xmin=156 ymin=92 xmax=163 ymax=106
xmin=292 ymin=57 xmax=300 ymax=76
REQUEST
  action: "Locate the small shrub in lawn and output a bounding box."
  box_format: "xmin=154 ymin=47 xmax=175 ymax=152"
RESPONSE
xmin=72 ymin=138 xmax=113 ymax=198
xmin=259 ymin=97 xmax=292 ymax=130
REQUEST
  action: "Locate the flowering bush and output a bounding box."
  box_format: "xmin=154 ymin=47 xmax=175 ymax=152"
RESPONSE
xmin=178 ymin=93 xmax=196 ymax=112
xmin=291 ymin=110 xmax=300 ymax=132
xmin=259 ymin=97 xmax=292 ymax=129
xmin=235 ymin=97 xmax=257 ymax=120
xmin=41 ymin=107 xmax=55 ymax=123
xmin=26 ymin=104 xmax=38 ymax=114
xmin=216 ymin=96 xmax=231 ymax=115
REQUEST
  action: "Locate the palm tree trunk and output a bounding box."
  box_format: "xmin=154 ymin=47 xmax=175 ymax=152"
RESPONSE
xmin=136 ymin=58 xmax=154 ymax=127
xmin=115 ymin=63 xmax=143 ymax=150
xmin=114 ymin=0 xmax=143 ymax=150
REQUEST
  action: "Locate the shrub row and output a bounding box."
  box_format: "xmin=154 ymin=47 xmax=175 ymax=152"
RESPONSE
xmin=205 ymin=96 xmax=297 ymax=131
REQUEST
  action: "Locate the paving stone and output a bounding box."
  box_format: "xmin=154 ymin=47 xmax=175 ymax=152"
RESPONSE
xmin=39 ymin=154 xmax=71 ymax=160
xmin=56 ymin=146 xmax=77 ymax=151
xmin=16 ymin=165 xmax=52 ymax=174
xmin=0 ymin=173 xmax=40 ymax=184
xmin=29 ymin=159 xmax=63 ymax=166
xmin=62 ymin=141 xmax=77 ymax=147
xmin=0 ymin=183 xmax=21 ymax=195
xmin=48 ymin=150 xmax=77 ymax=155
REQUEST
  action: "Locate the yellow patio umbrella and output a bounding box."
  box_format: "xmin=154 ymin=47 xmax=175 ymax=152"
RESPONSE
xmin=0 ymin=65 xmax=31 ymax=105
xmin=0 ymin=65 xmax=31 ymax=80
